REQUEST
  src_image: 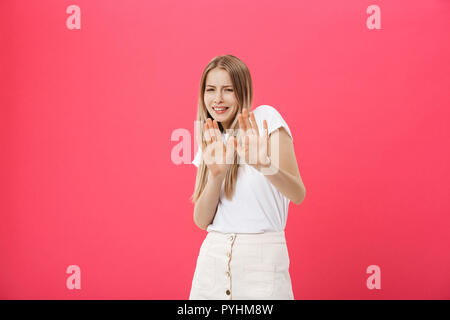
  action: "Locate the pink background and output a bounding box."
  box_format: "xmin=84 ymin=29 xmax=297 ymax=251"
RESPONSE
xmin=1 ymin=0 xmax=449 ymax=299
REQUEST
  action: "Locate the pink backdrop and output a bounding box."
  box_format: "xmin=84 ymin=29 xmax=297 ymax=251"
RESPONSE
xmin=1 ymin=0 xmax=449 ymax=299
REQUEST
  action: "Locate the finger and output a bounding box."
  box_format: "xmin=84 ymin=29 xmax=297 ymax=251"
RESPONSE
xmin=207 ymin=118 xmax=216 ymax=142
xmin=225 ymin=136 xmax=236 ymax=164
xmin=250 ymin=112 xmax=259 ymax=136
xmin=204 ymin=122 xmax=212 ymax=145
xmin=235 ymin=137 xmax=245 ymax=163
xmin=213 ymin=119 xmax=223 ymax=142
xmin=263 ymin=120 xmax=268 ymax=139
xmin=249 ymin=135 xmax=258 ymax=165
xmin=236 ymin=119 xmax=245 ymax=150
xmin=243 ymin=109 xmax=253 ymax=135
xmin=237 ymin=113 xmax=247 ymax=146
xmin=238 ymin=112 xmax=247 ymax=133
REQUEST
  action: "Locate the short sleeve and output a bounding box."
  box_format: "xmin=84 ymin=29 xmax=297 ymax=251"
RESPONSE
xmin=255 ymin=105 xmax=293 ymax=141
xmin=192 ymin=147 xmax=202 ymax=167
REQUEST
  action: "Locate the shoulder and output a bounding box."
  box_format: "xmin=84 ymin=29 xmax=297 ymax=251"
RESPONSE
xmin=252 ymin=105 xmax=293 ymax=140
xmin=253 ymin=104 xmax=281 ymax=117
xmin=252 ymin=105 xmax=288 ymax=125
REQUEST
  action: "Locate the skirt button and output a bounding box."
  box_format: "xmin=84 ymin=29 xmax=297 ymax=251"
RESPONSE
xmin=226 ymin=289 xmax=231 ymax=295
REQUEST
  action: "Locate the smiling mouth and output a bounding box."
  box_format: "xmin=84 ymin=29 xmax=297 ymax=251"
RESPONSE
xmin=213 ymin=106 xmax=229 ymax=111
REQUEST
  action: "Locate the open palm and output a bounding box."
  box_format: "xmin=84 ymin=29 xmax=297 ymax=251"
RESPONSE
xmin=202 ymin=118 xmax=236 ymax=178
xmin=235 ymin=108 xmax=271 ymax=170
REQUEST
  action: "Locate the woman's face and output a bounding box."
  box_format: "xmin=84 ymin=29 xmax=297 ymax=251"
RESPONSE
xmin=204 ymin=68 xmax=238 ymax=130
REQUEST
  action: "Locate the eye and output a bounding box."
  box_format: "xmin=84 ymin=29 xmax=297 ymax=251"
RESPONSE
xmin=205 ymin=88 xmax=233 ymax=92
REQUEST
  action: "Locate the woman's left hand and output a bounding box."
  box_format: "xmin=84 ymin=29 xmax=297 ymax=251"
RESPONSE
xmin=233 ymin=108 xmax=271 ymax=171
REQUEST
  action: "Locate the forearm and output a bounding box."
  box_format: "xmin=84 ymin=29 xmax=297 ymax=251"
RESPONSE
xmin=193 ymin=172 xmax=224 ymax=230
xmin=259 ymin=164 xmax=306 ymax=204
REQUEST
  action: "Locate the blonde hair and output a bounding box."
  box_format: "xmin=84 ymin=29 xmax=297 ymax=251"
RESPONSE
xmin=190 ymin=55 xmax=253 ymax=203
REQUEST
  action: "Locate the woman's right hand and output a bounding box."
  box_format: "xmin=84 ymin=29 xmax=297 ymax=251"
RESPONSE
xmin=202 ymin=118 xmax=237 ymax=179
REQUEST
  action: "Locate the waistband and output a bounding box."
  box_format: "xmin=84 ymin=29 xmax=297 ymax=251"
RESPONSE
xmin=206 ymin=230 xmax=286 ymax=245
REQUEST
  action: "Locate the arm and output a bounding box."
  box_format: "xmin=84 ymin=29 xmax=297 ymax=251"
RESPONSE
xmin=259 ymin=127 xmax=306 ymax=204
xmin=193 ymin=118 xmax=235 ymax=230
xmin=193 ymin=171 xmax=224 ymax=230
xmin=236 ymin=109 xmax=306 ymax=205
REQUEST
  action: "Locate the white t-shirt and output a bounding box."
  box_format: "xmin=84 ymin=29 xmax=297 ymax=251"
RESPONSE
xmin=192 ymin=105 xmax=293 ymax=234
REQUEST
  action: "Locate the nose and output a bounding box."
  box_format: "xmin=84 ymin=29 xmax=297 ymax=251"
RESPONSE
xmin=214 ymin=92 xmax=223 ymax=103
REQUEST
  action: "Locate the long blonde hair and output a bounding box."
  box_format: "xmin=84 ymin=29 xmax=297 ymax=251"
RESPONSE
xmin=190 ymin=55 xmax=253 ymax=203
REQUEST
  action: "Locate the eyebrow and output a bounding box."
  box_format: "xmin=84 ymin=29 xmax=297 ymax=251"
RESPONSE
xmin=206 ymin=85 xmax=233 ymax=88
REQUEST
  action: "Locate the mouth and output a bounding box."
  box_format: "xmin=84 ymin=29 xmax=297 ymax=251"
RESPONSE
xmin=212 ymin=106 xmax=230 ymax=114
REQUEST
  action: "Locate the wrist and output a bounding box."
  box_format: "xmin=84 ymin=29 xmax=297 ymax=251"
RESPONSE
xmin=256 ymin=157 xmax=278 ymax=176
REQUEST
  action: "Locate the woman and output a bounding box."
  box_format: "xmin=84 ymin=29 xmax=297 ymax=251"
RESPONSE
xmin=189 ymin=55 xmax=306 ymax=300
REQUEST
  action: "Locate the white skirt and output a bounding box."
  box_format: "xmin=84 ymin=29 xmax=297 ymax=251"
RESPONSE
xmin=189 ymin=230 xmax=294 ymax=300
